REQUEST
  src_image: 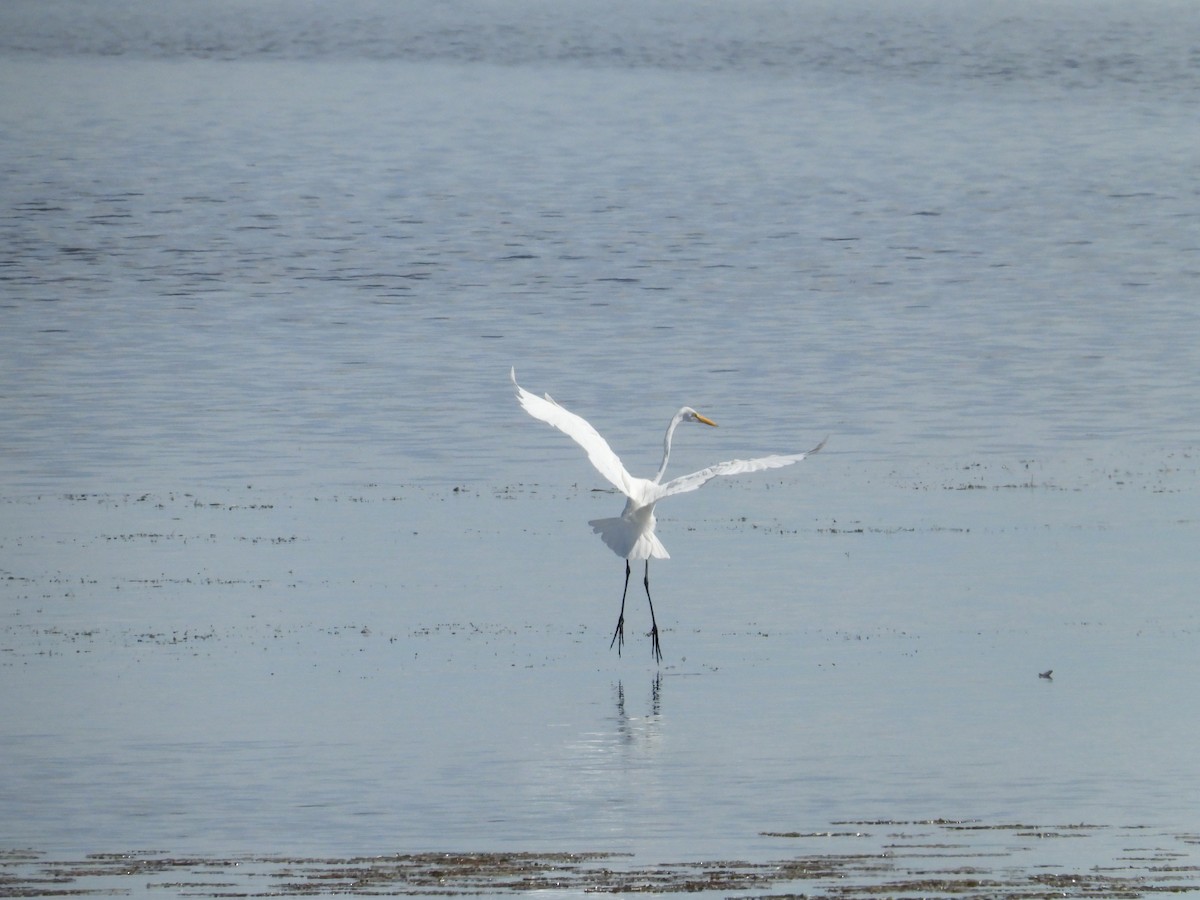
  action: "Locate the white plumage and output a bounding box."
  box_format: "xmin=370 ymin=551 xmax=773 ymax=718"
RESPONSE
xmin=511 ymin=367 xmax=824 ymax=663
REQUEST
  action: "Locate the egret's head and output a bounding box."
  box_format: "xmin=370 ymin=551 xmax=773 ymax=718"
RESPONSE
xmin=682 ymin=408 xmax=718 ymax=427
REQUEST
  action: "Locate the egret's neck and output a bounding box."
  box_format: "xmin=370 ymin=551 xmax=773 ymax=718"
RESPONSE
xmin=653 ymin=410 xmax=686 ymax=483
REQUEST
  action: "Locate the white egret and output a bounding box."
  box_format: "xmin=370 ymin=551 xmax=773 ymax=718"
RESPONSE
xmin=511 ymin=367 xmax=824 ymax=663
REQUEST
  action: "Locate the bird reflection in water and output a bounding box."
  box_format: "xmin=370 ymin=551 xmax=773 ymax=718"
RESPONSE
xmin=614 ymin=673 xmax=662 ymax=747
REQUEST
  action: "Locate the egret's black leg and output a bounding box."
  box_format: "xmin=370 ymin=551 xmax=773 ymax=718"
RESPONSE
xmin=643 ymin=561 xmax=662 ymax=664
xmin=610 ymin=560 xmax=631 ymax=656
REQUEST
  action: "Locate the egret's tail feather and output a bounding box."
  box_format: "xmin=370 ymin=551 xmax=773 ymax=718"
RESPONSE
xmin=588 ymin=517 xmax=670 ymax=561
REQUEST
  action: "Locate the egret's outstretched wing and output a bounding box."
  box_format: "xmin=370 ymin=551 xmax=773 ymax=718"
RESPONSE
xmin=659 ymin=438 xmax=826 ymax=499
xmin=511 ymin=368 xmax=636 ymax=497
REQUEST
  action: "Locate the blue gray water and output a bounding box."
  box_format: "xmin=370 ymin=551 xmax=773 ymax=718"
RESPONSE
xmin=2 ymin=0 xmax=1199 ymax=894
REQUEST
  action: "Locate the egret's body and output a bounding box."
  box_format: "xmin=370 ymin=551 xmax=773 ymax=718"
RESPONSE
xmin=511 ymin=368 xmax=824 ymax=663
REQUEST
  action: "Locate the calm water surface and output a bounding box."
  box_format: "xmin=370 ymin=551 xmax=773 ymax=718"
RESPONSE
xmin=2 ymin=0 xmax=1199 ymax=893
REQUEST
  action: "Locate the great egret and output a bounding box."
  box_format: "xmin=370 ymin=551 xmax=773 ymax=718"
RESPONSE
xmin=511 ymin=368 xmax=824 ymax=663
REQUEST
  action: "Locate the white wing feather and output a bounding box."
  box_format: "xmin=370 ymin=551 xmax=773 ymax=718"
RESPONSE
xmin=659 ymin=438 xmax=827 ymax=499
xmin=511 ymin=368 xmax=637 ymax=497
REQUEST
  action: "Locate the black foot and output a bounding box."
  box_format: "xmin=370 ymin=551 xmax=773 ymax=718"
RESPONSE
xmin=610 ymin=615 xmax=625 ymax=656
xmin=649 ymin=624 xmax=662 ymax=665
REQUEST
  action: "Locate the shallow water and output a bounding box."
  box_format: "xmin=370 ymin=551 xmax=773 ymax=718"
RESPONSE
xmin=2 ymin=0 xmax=1199 ymax=895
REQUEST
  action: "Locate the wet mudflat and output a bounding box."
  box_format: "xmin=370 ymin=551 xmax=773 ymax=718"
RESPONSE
xmin=3 ymin=822 xmax=1198 ymax=897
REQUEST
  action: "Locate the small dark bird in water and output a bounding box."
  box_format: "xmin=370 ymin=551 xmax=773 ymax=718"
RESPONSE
xmin=1039 ymin=669 xmax=1053 ymax=680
